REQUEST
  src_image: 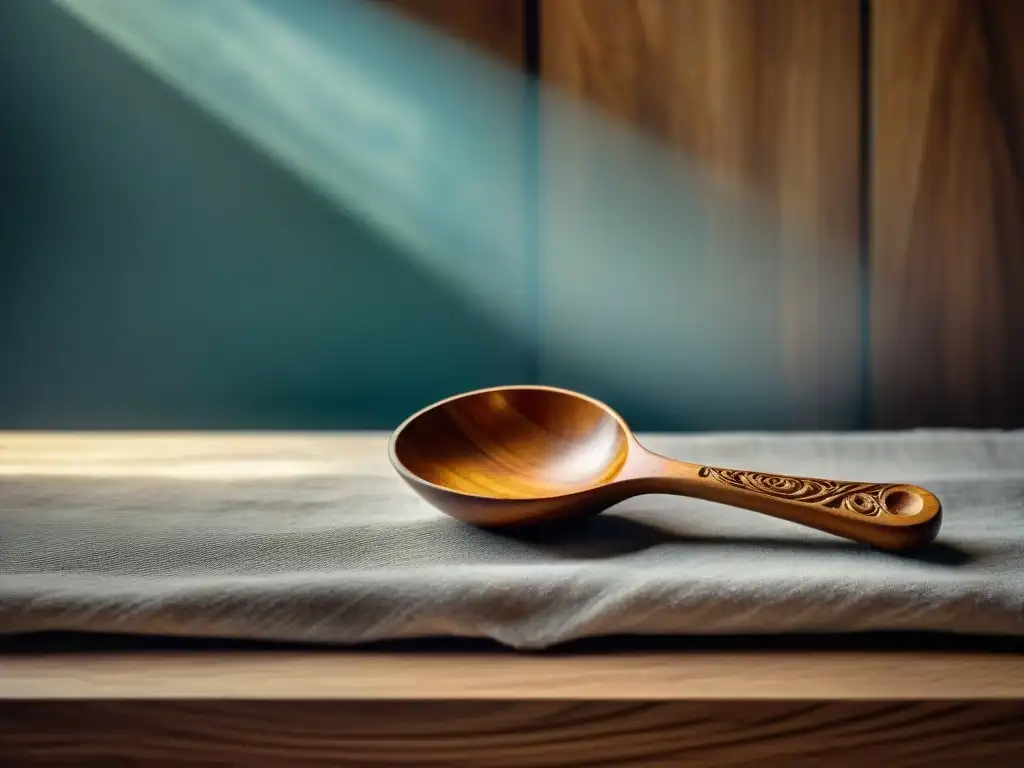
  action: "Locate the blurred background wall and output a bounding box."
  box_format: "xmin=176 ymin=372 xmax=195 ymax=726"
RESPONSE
xmin=1 ymin=0 xmax=1021 ymax=431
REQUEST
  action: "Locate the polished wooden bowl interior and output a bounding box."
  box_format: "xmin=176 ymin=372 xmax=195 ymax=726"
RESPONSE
xmin=391 ymin=387 xmax=630 ymax=498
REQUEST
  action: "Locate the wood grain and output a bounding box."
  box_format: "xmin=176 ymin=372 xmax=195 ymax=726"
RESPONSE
xmin=3 ymin=699 xmax=1023 ymax=766
xmin=7 ymin=651 xmax=1024 ymax=700
xmin=871 ymin=0 xmax=1024 ymax=428
xmin=384 ymin=0 xmax=525 ymax=67
xmin=538 ymin=0 xmax=863 ymax=431
xmin=4 ymin=650 xmax=1024 ymax=766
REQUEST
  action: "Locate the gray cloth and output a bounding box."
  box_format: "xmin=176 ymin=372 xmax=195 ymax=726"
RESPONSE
xmin=1 ymin=431 xmax=1022 ymax=650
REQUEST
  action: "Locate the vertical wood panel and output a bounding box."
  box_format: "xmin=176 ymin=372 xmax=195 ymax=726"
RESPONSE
xmin=539 ymin=0 xmax=863 ymax=431
xmin=871 ymin=0 xmax=1024 ymax=428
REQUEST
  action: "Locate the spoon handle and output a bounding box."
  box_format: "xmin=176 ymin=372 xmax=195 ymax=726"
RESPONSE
xmin=657 ymin=462 xmax=941 ymax=552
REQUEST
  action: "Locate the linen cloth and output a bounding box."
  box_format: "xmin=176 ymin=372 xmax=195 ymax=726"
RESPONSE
xmin=1 ymin=431 xmax=1022 ymax=649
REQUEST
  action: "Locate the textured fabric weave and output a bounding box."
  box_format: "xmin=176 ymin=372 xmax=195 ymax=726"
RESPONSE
xmin=1 ymin=431 xmax=1022 ymax=649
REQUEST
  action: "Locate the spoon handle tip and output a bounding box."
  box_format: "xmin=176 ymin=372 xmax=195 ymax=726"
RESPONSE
xmin=645 ymin=459 xmax=941 ymax=552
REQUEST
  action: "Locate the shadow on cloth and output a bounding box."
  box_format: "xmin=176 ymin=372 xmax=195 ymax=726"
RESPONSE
xmin=497 ymin=513 xmax=974 ymax=567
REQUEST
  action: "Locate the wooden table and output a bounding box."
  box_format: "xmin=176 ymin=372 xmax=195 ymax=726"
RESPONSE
xmin=2 ymin=433 xmax=1022 ymax=764
xmin=3 ymin=643 xmax=1024 ymax=766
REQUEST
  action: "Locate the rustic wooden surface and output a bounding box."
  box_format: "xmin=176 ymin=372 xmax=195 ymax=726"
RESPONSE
xmin=7 ymin=650 xmax=1024 ymax=699
xmin=3 ymin=651 xmax=1024 ymax=766
xmin=4 ymin=699 xmax=1023 ymax=766
xmin=870 ymin=0 xmax=1024 ymax=428
xmin=538 ymin=0 xmax=863 ymax=431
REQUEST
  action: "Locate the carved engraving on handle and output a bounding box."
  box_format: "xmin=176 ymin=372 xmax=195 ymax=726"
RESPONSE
xmin=697 ymin=466 xmax=901 ymax=517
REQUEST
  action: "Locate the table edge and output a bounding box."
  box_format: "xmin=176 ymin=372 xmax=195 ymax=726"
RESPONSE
xmin=4 ymin=650 xmax=1024 ymax=700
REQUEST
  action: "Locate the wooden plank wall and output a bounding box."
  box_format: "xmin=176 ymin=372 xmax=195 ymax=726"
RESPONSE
xmin=870 ymin=0 xmax=1024 ymax=428
xmin=538 ymin=0 xmax=863 ymax=430
xmin=378 ymin=0 xmax=1024 ymax=430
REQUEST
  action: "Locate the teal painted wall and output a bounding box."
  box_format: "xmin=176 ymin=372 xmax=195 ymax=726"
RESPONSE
xmin=0 ymin=0 xmax=531 ymax=429
xmin=0 ymin=0 xmax=860 ymax=432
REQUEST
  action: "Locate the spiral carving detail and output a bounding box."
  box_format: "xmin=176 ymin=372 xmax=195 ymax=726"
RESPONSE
xmin=697 ymin=466 xmax=897 ymax=516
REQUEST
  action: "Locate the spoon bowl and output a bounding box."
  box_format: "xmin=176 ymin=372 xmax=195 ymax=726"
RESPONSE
xmin=389 ymin=385 xmax=942 ymax=552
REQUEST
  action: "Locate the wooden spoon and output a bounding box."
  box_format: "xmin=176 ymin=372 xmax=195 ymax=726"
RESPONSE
xmin=388 ymin=385 xmax=942 ymax=552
